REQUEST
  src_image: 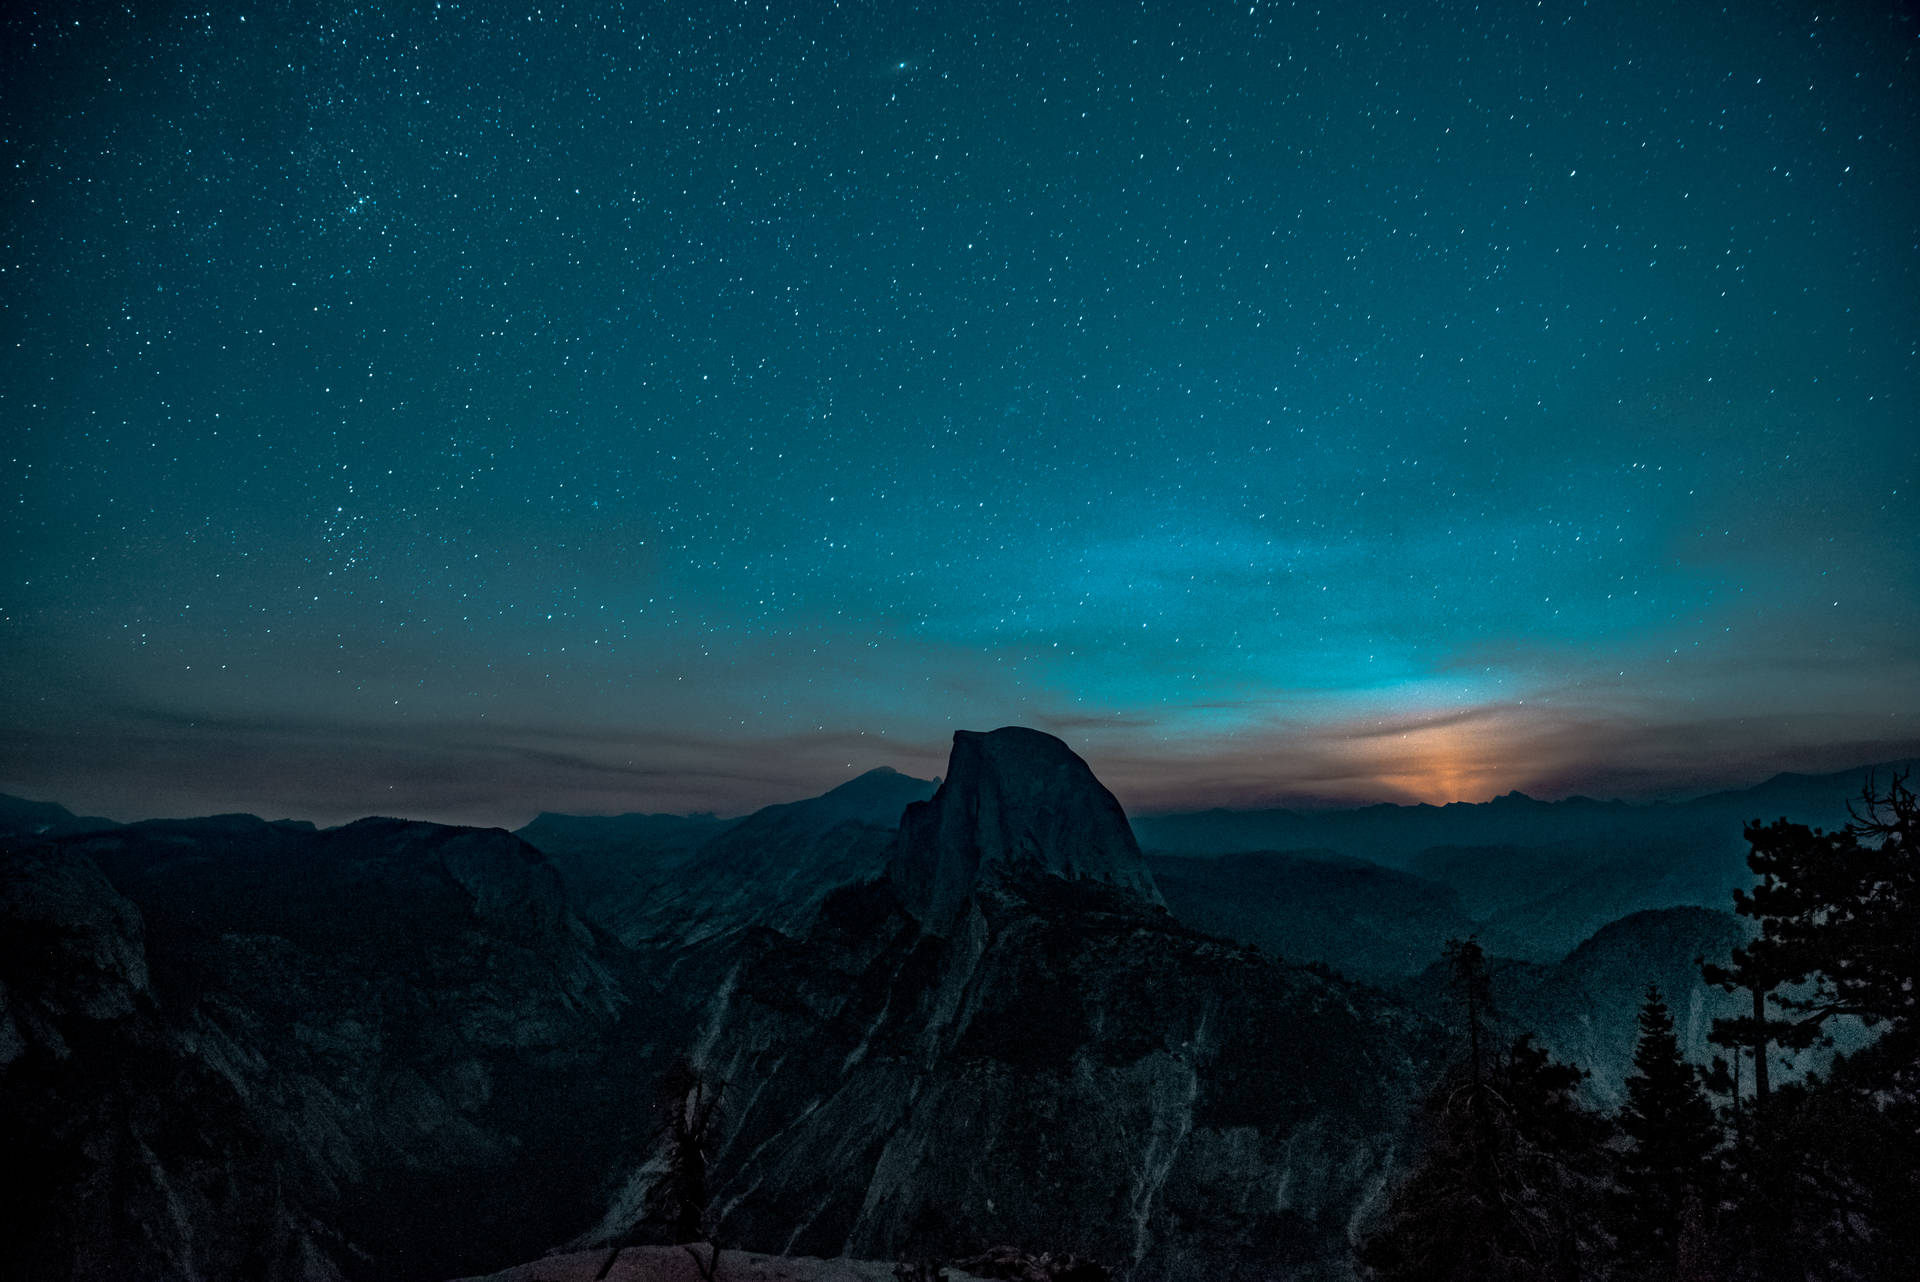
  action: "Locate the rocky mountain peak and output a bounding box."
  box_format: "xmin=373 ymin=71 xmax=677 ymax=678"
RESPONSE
xmin=888 ymin=726 xmax=1162 ymax=930
xmin=795 ymin=765 xmax=941 ymax=828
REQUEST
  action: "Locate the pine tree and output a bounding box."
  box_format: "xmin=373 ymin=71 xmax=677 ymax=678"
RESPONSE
xmin=1694 ymin=771 xmax=1920 ymax=1280
xmin=1612 ymin=986 xmax=1719 ymax=1279
xmin=1747 ymin=771 xmax=1918 ymax=1041
xmin=1747 ymin=772 xmax=1920 ymax=1281
xmin=1702 ymin=770 xmax=1920 ymax=1109
xmin=1446 ymin=937 xmax=1494 ymax=1094
xmin=1359 ymin=940 xmax=1609 ymax=1281
xmin=648 ymin=1059 xmax=723 ymax=1245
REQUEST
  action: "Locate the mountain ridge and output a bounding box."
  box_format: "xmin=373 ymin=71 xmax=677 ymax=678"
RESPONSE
xmin=1130 ymin=758 xmax=1915 ymax=866
xmin=6 ymin=755 xmax=1909 ymax=856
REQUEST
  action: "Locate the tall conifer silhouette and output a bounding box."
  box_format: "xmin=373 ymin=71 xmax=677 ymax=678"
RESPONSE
xmin=1612 ymin=986 xmax=1719 ymax=1278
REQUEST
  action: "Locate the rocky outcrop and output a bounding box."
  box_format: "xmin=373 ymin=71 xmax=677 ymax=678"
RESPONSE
xmin=1515 ymin=906 xmax=1752 ymax=1105
xmin=890 ymin=729 xmax=1161 ymax=933
xmin=596 ymin=871 xmax=1434 ymax=1279
xmin=582 ymin=732 xmax=1437 ymax=1279
xmin=1 ymin=816 xmax=657 ymax=1282
xmin=1396 ymin=906 xmax=1767 ymax=1107
xmin=454 ymin=1245 xmax=996 ymax=1281
xmin=0 ymin=842 xmax=340 ymax=1281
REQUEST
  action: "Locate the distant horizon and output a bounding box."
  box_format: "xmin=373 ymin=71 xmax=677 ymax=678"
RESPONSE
xmin=9 ymin=731 xmax=1916 ymax=833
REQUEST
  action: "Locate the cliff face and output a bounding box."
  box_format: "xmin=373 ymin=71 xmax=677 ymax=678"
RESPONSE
xmin=608 ymin=873 xmax=1434 ymax=1280
xmin=1 ymin=817 xmax=655 ymax=1282
xmin=890 ymin=728 xmax=1162 ymax=932
xmin=589 ymin=730 xmax=1437 ymax=1279
xmin=1389 ymin=905 xmax=1847 ymax=1109
xmin=0 ymin=843 xmax=338 ymax=1281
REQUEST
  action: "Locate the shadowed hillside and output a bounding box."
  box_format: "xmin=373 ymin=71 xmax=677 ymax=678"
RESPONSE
xmin=1 ymin=815 xmax=667 ymax=1281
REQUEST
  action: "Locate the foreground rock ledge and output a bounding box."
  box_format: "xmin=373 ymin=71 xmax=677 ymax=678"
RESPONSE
xmin=453 ymin=1246 xmax=990 ymax=1282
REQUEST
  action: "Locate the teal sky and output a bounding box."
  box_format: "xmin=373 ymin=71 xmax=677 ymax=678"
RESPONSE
xmin=3 ymin=1 xmax=1916 ymax=825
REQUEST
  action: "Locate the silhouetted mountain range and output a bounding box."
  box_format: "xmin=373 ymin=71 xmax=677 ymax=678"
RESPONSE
xmin=2 ymin=750 xmax=1904 ymax=1280
xmin=1135 ymin=760 xmax=1909 ymax=965
xmin=0 ymin=793 xmax=120 ymax=840
xmin=1130 ymin=762 xmax=1911 ymax=865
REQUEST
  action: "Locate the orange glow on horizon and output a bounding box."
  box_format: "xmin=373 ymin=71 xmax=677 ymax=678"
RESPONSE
xmin=1359 ymin=716 xmax=1517 ymax=805
xmin=1088 ymin=706 xmax=1540 ymax=814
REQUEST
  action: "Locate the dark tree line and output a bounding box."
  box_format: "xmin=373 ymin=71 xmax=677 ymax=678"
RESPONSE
xmin=1360 ymin=771 xmax=1919 ymax=1282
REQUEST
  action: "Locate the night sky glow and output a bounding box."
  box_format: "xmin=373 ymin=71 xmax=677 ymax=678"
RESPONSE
xmin=4 ymin=2 xmax=1917 ymax=827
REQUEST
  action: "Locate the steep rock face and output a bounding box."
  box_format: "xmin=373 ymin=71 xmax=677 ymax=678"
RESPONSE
xmin=588 ymin=733 xmax=1437 ymax=1279
xmin=1397 ymin=906 xmax=1758 ymax=1108
xmin=1499 ymin=905 xmax=1866 ymax=1107
xmin=456 ymin=1245 xmax=994 ymax=1282
xmin=891 ymin=729 xmax=1161 ymax=932
xmin=2 ymin=816 xmax=658 ymax=1282
xmin=0 ymin=844 xmax=148 ymax=1029
xmin=0 ymin=843 xmax=340 ymax=1281
xmin=600 ymin=873 xmax=1436 ymax=1280
xmin=1516 ymin=906 xmax=1751 ymax=1105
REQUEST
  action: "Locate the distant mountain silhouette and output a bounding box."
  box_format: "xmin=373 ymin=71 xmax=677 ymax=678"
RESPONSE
xmin=1133 ymin=760 xmax=1913 ymax=967
xmin=0 ymin=792 xmax=120 ymax=840
xmin=1130 ymin=759 xmax=1912 ymax=866
xmin=517 ymin=809 xmax=737 ymax=854
xmin=514 ymin=808 xmax=741 ymax=926
xmin=1403 ymin=836 xmax=1750 ymax=962
xmin=598 ymin=765 xmax=938 ymax=949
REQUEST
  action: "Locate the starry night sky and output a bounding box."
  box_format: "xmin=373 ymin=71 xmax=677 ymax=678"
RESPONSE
xmin=4 ymin=1 xmax=1917 ymax=827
